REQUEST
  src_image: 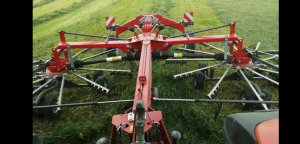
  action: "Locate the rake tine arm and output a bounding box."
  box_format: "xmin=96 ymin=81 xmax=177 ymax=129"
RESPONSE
xmin=256 ymin=50 xmax=279 ymax=56
xmin=246 ymin=68 xmax=279 ymax=85
xmin=33 ymin=76 xmax=56 ymax=95
xmin=71 ymin=72 xmax=109 ymax=93
xmin=62 ymin=31 xmax=127 ymax=40
xmin=173 ymin=63 xmax=222 ymax=79
xmin=238 ymin=68 xmax=269 ymax=110
xmin=257 ymin=68 xmax=279 ymax=74
xmin=166 ymin=35 xmax=241 ymax=45
xmin=207 ymin=67 xmax=231 ymax=99
xmin=262 ymin=54 xmax=279 ymax=61
xmin=254 ymin=42 xmax=261 ymax=51
xmin=251 ymin=55 xmax=279 ymax=71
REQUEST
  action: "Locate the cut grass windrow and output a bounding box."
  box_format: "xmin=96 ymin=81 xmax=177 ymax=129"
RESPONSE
xmin=33 ymin=0 xmax=95 ymax=26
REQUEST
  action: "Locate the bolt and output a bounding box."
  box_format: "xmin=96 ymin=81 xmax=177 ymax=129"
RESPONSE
xmin=163 ymin=43 xmax=168 ymax=48
xmin=126 ymin=45 xmax=132 ymax=49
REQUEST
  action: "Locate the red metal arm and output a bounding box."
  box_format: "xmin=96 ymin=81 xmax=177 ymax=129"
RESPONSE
xmin=133 ymin=40 xmax=152 ymax=110
xmin=111 ymin=27 xmax=171 ymax=143
xmin=115 ymin=14 xmax=185 ymax=36
xmin=155 ymin=14 xmax=185 ymax=32
xmin=55 ymin=41 xmax=129 ymax=53
xmin=115 ymin=15 xmax=144 ymax=36
xmin=165 ymin=35 xmax=241 ymax=45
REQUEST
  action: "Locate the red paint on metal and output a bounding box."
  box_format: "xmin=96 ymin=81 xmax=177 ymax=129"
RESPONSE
xmin=230 ymin=22 xmax=236 ymax=36
xmin=184 ymin=12 xmax=193 ymax=23
xmin=59 ymin=32 xmax=66 ymax=46
xmin=44 ymin=13 xmax=254 ymax=143
xmin=255 ymin=118 xmax=278 ymax=144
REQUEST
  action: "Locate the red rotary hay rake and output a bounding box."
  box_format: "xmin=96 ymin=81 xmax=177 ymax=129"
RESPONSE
xmin=33 ymin=12 xmax=278 ymax=143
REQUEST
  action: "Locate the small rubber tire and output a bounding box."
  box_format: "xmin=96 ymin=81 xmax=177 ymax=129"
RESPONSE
xmin=35 ymin=96 xmax=58 ymax=117
xmin=194 ymin=72 xmax=206 ymax=89
xmin=198 ymin=63 xmax=208 ymax=76
xmin=95 ymin=75 xmax=108 ymax=88
xmin=93 ymin=71 xmax=104 ymax=81
xmin=240 ymin=88 xmax=272 ymax=110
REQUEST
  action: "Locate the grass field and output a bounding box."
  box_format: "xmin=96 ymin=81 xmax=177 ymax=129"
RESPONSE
xmin=33 ymin=0 xmax=278 ymax=143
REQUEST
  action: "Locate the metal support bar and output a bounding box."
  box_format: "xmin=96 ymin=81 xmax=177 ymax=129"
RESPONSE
xmin=207 ymin=67 xmax=231 ymax=99
xmin=62 ymin=31 xmax=126 ymax=40
xmin=55 ymin=74 xmax=65 ymax=113
xmin=173 ymin=63 xmax=222 ymax=79
xmin=246 ymin=68 xmax=279 ymax=85
xmin=254 ymin=42 xmax=261 ymax=51
xmin=258 ymin=68 xmax=279 ymax=74
xmin=262 ymin=54 xmax=279 ymax=61
xmin=166 ymin=58 xmax=216 ymax=61
xmin=72 ymin=48 xmax=91 ymax=58
xmin=81 ymin=49 xmax=115 ymax=61
xmin=169 ymin=23 xmax=231 ymax=38
xmin=153 ymin=97 xmax=278 ymax=104
xmin=33 ymin=77 xmax=56 ymax=94
xmin=256 ymin=51 xmax=276 ymax=56
xmin=176 ymin=47 xmax=214 ymax=55
xmin=76 ymin=68 xmax=131 ymax=73
xmin=71 ymin=72 xmax=109 ymax=93
xmin=201 ymin=43 xmax=224 ymax=52
xmin=33 ymin=99 xmax=134 ymax=109
xmin=251 ymin=56 xmax=279 ymax=71
xmin=238 ymin=68 xmax=269 ymax=110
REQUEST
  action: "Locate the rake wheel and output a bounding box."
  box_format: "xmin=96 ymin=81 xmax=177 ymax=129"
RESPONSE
xmin=240 ymin=88 xmax=272 ymax=110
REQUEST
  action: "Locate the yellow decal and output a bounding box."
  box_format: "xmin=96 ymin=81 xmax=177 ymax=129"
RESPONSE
xmin=177 ymin=53 xmax=183 ymax=58
xmin=129 ymin=124 xmax=133 ymax=132
xmin=113 ymin=56 xmax=120 ymax=61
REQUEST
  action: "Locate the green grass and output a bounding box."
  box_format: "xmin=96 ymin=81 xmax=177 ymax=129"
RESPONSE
xmin=33 ymin=0 xmax=83 ymax=19
xmin=209 ymin=0 xmax=279 ymax=50
xmin=33 ymin=0 xmax=278 ymax=143
xmin=33 ymin=0 xmax=54 ymax=8
xmin=33 ymin=0 xmax=91 ymax=26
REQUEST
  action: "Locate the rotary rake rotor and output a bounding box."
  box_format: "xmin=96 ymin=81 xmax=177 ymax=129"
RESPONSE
xmin=32 ymin=37 xmax=132 ymax=116
xmin=33 ymin=12 xmax=278 ymax=143
xmin=171 ymin=38 xmax=279 ymax=110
